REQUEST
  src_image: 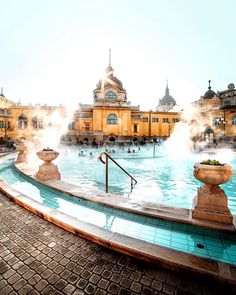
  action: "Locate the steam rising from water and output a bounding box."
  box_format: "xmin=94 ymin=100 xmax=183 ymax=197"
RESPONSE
xmin=164 ymin=105 xmax=235 ymax=164
xmin=25 ymin=103 xmax=77 ymax=168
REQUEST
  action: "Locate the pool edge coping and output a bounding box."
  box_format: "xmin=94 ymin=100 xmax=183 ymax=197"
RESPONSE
xmin=15 ymin=162 xmax=236 ymax=232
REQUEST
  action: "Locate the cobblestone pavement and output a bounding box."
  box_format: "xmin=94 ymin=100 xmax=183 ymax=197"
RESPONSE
xmin=0 ymin=193 xmax=235 ymax=295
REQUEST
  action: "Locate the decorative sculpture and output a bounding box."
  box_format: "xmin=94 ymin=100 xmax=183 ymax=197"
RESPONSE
xmin=193 ymin=161 xmax=234 ymax=224
xmin=36 ymin=148 xmax=61 ymax=180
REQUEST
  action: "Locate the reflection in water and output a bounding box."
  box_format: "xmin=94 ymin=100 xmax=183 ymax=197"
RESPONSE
xmin=105 ymin=214 xmax=116 ymax=230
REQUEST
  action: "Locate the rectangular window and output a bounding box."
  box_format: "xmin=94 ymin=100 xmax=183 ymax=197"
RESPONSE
xmin=162 ymin=118 xmax=169 ymax=123
xmin=224 ymin=101 xmax=230 ymax=107
xmin=152 ymin=118 xmax=158 ymax=123
xmin=172 ymin=118 xmax=179 ymax=123
xmin=0 ymin=121 xmax=4 ymax=128
xmin=133 ymin=124 xmax=138 ymax=132
xmin=84 ymin=122 xmax=90 ymax=131
xmin=143 ymin=117 xmax=148 ymax=122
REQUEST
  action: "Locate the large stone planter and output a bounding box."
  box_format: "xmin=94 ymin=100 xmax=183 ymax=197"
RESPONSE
xmin=192 ymin=162 xmax=234 ymax=224
xmin=16 ymin=144 xmax=27 ymax=163
xmin=36 ymin=149 xmax=61 ymax=180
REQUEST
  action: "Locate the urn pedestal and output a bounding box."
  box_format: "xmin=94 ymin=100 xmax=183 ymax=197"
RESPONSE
xmin=36 ymin=150 xmax=61 ymax=181
xmin=16 ymin=144 xmax=27 ymax=163
xmin=192 ymin=162 xmax=234 ymax=224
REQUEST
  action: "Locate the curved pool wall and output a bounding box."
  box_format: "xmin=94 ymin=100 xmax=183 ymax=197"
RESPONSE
xmin=55 ymin=145 xmax=236 ymax=215
xmin=0 ymin=156 xmax=236 ymax=270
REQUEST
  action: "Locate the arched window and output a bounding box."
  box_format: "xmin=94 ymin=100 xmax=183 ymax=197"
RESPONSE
xmin=32 ymin=116 xmax=43 ymax=129
xmin=18 ymin=114 xmax=28 ymax=129
xmin=107 ymin=114 xmax=118 ymax=125
xmin=105 ymin=91 xmax=117 ymax=99
xmin=232 ymin=116 xmax=236 ymax=125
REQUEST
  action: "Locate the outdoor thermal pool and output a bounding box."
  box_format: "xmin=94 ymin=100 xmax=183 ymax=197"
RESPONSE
xmin=0 ymin=155 xmax=236 ymax=267
xmin=54 ymin=144 xmax=236 ymax=215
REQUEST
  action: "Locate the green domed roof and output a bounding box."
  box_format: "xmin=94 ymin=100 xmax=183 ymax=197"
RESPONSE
xmin=203 ymin=80 xmax=216 ymax=99
xmin=96 ymin=65 xmax=124 ymax=90
xmin=159 ymin=82 xmax=176 ymax=106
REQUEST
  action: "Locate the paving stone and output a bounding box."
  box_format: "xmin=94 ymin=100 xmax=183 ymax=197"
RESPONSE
xmin=93 ymin=266 xmax=103 ymax=275
xmin=163 ymin=283 xmax=175 ymax=295
xmin=22 ymin=269 xmax=35 ymax=280
xmin=54 ymin=264 xmax=64 ymax=274
xmin=76 ymin=278 xmax=88 ymax=289
xmin=1 ymin=285 xmax=14 ymax=294
xmin=151 ymin=279 xmax=163 ymax=291
xmin=47 ymin=261 xmax=58 ymax=269
xmin=98 ymin=278 xmax=109 ymax=289
xmin=120 ymin=277 xmax=132 ymax=289
xmin=130 ymin=272 xmax=141 ymax=282
xmin=94 ymin=289 xmax=106 ymax=295
xmin=120 ymin=268 xmax=131 ymax=278
xmin=54 ymin=278 xmax=68 ymax=290
xmin=101 ymin=269 xmax=112 ymax=279
xmin=81 ymin=270 xmax=92 ymax=280
xmin=7 ymin=273 xmax=21 ymax=284
xmin=12 ymin=278 xmax=27 ymax=291
xmin=61 ymin=269 xmax=72 ymax=280
xmin=140 ymin=276 xmax=152 ymax=287
xmin=84 ymin=283 xmax=96 ymax=294
xmin=0 ymin=279 xmax=8 ymax=290
xmin=41 ymin=269 xmax=53 ymax=279
xmin=18 ymin=284 xmax=34 ymax=295
xmin=66 ymin=261 xmax=77 ymax=270
xmin=85 ymin=262 xmax=95 ymax=270
xmin=68 ymin=274 xmax=80 ymax=284
xmin=28 ymin=274 xmax=41 ymax=286
xmin=3 ymin=268 xmax=16 ymax=279
xmin=17 ymin=264 xmax=30 ymax=275
xmin=118 ymin=288 xmax=131 ymax=295
xmin=62 ymin=284 xmax=76 ymax=295
xmin=141 ymin=286 xmax=155 ymax=295
xmin=107 ymin=282 xmax=120 ymax=294
xmin=111 ymin=273 xmax=122 ymax=284
xmin=130 ymin=281 xmax=142 ymax=293
xmin=48 ymin=273 xmax=60 ymax=284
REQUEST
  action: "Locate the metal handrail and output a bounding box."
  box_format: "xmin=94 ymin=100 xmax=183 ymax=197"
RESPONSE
xmin=99 ymin=152 xmax=137 ymax=193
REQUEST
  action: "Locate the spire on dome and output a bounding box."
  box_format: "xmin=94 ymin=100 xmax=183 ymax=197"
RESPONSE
xmin=109 ymin=48 xmax=111 ymax=66
xmin=0 ymin=87 xmax=5 ymax=97
xmin=208 ymin=80 xmax=212 ymax=90
xmin=165 ymin=80 xmax=169 ymax=96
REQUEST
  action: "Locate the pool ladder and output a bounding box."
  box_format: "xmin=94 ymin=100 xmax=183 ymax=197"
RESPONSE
xmin=99 ymin=152 xmax=137 ymax=193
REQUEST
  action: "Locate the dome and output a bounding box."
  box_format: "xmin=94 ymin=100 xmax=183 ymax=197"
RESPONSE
xmin=96 ymin=65 xmax=124 ymax=90
xmin=159 ymin=82 xmax=176 ymax=106
xmin=228 ymin=83 xmax=235 ymax=90
xmin=203 ymin=80 xmax=216 ymax=99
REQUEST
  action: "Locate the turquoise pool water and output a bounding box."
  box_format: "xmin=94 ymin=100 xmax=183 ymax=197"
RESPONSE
xmin=56 ymin=145 xmax=236 ymax=214
xmin=0 ymin=156 xmax=236 ymax=266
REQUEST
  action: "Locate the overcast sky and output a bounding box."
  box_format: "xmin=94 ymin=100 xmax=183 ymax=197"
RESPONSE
xmin=0 ymin=0 xmax=235 ymax=110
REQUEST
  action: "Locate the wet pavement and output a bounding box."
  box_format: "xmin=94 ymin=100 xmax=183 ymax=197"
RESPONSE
xmin=0 ymin=193 xmax=235 ymax=295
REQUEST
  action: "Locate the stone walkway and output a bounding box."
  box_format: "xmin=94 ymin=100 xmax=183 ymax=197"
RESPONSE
xmin=0 ymin=193 xmax=235 ymax=295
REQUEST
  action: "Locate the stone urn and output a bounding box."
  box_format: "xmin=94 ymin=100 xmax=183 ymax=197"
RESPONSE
xmin=36 ymin=148 xmax=61 ymax=180
xmin=16 ymin=143 xmax=27 ymax=163
xmin=192 ymin=162 xmax=234 ymax=224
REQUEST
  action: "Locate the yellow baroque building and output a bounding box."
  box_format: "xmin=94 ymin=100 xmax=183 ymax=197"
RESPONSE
xmin=192 ymin=81 xmax=236 ymax=143
xmin=0 ymin=63 xmax=181 ymax=143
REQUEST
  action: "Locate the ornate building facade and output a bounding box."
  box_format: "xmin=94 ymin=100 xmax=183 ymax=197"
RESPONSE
xmin=192 ymin=81 xmax=236 ymax=142
xmin=0 ymin=59 xmax=181 ymax=144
